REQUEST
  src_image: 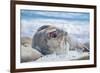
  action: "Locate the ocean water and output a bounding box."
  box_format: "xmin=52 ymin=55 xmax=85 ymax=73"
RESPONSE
xmin=20 ymin=10 xmax=90 ymax=44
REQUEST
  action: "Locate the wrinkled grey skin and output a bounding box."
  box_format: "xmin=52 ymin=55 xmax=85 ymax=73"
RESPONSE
xmin=32 ymin=25 xmax=89 ymax=55
xmin=32 ymin=25 xmax=68 ymax=55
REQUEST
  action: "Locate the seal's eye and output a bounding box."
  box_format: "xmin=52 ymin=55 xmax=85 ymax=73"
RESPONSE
xmin=49 ymin=31 xmax=57 ymax=38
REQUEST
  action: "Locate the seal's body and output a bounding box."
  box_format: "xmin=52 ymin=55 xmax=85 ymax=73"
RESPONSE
xmin=32 ymin=25 xmax=89 ymax=55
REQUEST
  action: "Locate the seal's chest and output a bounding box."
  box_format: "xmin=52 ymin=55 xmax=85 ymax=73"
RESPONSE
xmin=47 ymin=38 xmax=70 ymax=54
xmin=47 ymin=38 xmax=60 ymax=48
